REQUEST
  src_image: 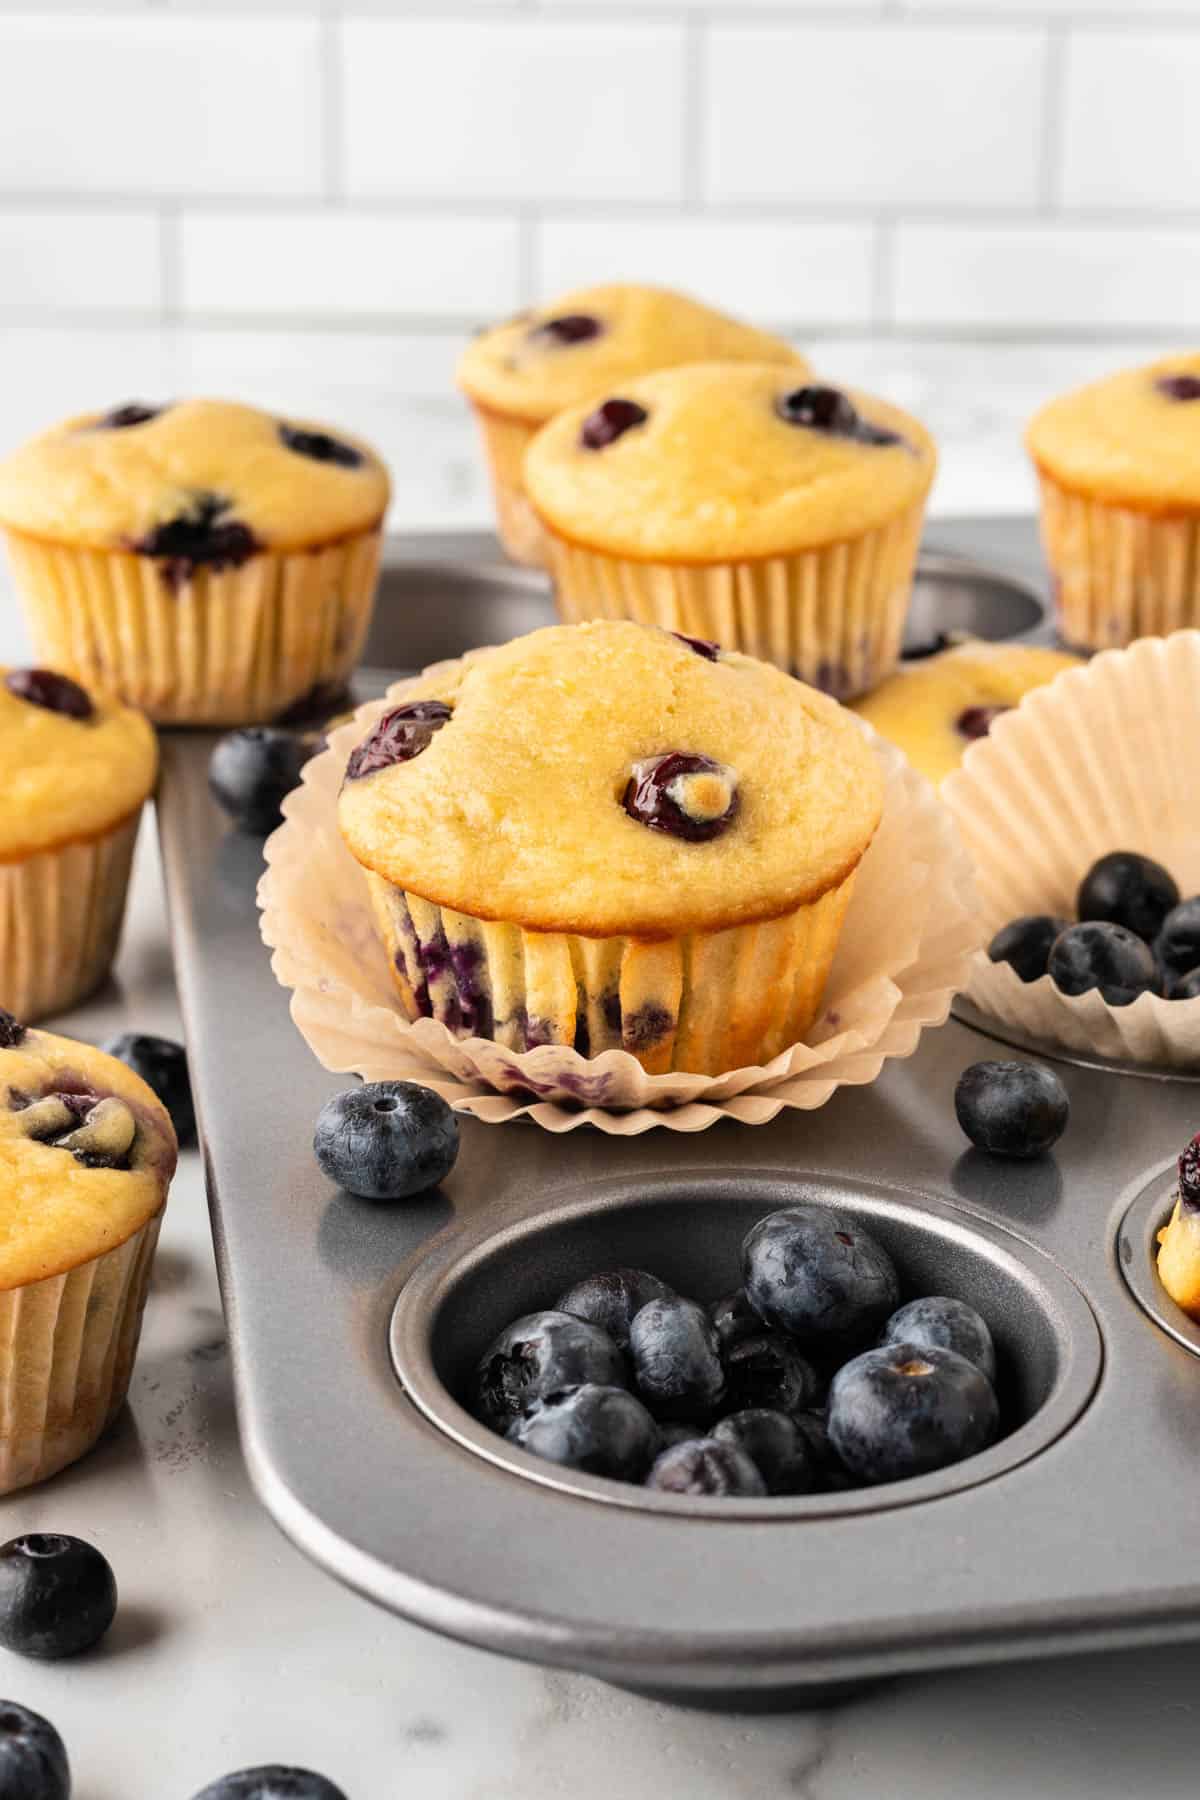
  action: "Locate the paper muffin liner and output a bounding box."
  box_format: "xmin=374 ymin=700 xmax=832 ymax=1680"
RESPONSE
xmin=259 ymin=666 xmax=982 ymax=1131
xmin=0 ymin=812 xmax=141 ymax=1022
xmin=1035 ymin=470 xmax=1200 ymax=651
xmin=943 ymin=630 xmax=1200 ymax=1069
xmin=540 ymin=498 xmax=927 ymax=700
xmin=0 ymin=1209 xmax=162 ymax=1495
xmin=3 ymin=526 xmax=383 ymax=726
xmin=468 ymin=405 xmax=546 ymax=568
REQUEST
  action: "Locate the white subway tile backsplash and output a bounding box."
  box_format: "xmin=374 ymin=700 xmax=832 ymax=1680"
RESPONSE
xmin=0 ymin=15 xmax=323 ymax=197
xmin=178 ymin=326 xmax=470 ymax=407
xmin=895 ymin=223 xmax=1200 ymax=331
xmin=535 ymin=216 xmax=875 ymax=328
xmin=1061 ymin=30 xmax=1200 ymax=213
xmin=0 ymin=210 xmax=160 ymax=313
xmin=341 ymin=19 xmax=685 ymax=202
xmin=179 ymin=211 xmax=521 ymax=320
xmin=0 ymin=328 xmax=181 ymax=456
xmin=704 ymin=24 xmax=1046 ymax=209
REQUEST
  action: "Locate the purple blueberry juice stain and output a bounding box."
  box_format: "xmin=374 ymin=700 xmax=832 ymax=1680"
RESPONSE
xmin=135 ymin=492 xmax=259 ymax=588
xmin=580 ymin=399 xmax=648 ymax=450
xmin=344 ymin=701 xmax=452 ymax=781
xmin=811 ymin=660 xmax=854 ymax=700
xmin=623 ymin=1004 xmax=675 ymax=1050
xmin=5 ymin=668 xmax=94 ymax=720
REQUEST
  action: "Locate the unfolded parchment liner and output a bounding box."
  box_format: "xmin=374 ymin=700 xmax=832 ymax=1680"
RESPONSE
xmin=944 ymin=630 xmax=1200 ymax=1070
xmin=259 ymin=667 xmax=982 ymax=1132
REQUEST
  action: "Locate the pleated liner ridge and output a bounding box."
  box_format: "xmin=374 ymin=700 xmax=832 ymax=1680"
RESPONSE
xmin=0 ymin=1211 xmax=161 ymax=1495
xmin=0 ymin=813 xmax=140 ymax=1021
xmin=468 ymin=405 xmax=547 ymax=568
xmin=1037 ymin=471 xmax=1200 ymax=650
xmin=365 ymin=872 xmax=857 ymax=1078
xmin=4 ymin=528 xmax=383 ymax=726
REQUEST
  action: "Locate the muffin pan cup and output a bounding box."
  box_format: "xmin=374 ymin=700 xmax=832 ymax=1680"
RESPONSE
xmin=160 ymin=521 xmax=1200 ymax=1703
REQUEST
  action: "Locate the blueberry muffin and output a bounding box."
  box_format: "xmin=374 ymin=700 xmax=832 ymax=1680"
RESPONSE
xmin=0 ymin=399 xmax=390 ymax=725
xmin=1158 ymin=1131 xmax=1200 ymax=1323
xmin=0 ymin=666 xmax=156 ymax=1020
xmin=338 ymin=620 xmax=883 ymax=1076
xmin=0 ymin=1012 xmax=177 ymax=1492
xmin=523 ymin=365 xmax=936 ymax=697
xmin=852 ymin=641 xmax=1079 ymax=784
xmin=1027 ymin=353 xmax=1200 ymax=649
xmin=457 ymin=285 xmax=804 ymax=566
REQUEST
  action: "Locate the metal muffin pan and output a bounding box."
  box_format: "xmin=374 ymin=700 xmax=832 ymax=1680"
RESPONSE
xmin=1119 ymin=1177 xmax=1200 ymax=1361
xmin=159 ymin=517 xmax=1200 ymax=1705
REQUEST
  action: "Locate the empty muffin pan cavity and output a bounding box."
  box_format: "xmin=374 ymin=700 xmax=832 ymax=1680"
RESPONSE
xmin=900 ymin=553 xmax=1045 ymax=657
xmin=953 ymin=997 xmax=1200 ymax=1085
xmin=1118 ymin=1176 xmax=1200 ymax=1360
xmin=389 ymin=1172 xmax=1101 ymax=1519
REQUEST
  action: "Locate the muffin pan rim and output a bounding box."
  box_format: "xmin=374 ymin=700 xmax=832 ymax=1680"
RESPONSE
xmin=952 ymin=997 xmax=1200 ymax=1086
xmin=1118 ymin=1177 xmax=1200 ymax=1359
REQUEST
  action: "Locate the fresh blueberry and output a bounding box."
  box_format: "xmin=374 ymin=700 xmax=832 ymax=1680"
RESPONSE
xmin=629 ymin=1296 xmax=725 ymax=1423
xmin=313 ymin=1081 xmax=459 ymax=1202
xmin=987 ymin=914 xmax=1071 ymax=983
xmin=656 ymin=1422 xmax=699 ymax=1451
xmin=622 ymin=751 xmax=739 ymax=843
xmin=0 ymin=1701 xmax=69 ymax=1800
xmin=531 ymin=313 xmax=602 ymax=347
xmin=1077 ymin=851 xmax=1179 ymax=943
xmin=101 ymin=1033 xmax=195 ymax=1147
xmin=1156 ymin=373 xmax=1200 ymax=402
xmin=955 ymin=703 xmax=1011 ymax=742
xmin=708 ymin=1289 xmax=762 ymax=1352
xmin=94 ymin=401 xmax=162 ymax=430
xmin=507 ymin=1384 xmax=660 ymax=1481
xmin=1155 ymin=897 xmax=1200 ymax=979
xmin=474 ymin=1312 xmax=626 ymax=1434
xmin=881 ymin=1296 xmax=997 ymax=1386
xmin=790 ymin=1409 xmax=854 ymax=1491
xmin=1048 ymin=921 xmax=1161 ymax=1005
xmin=954 ymin=1059 xmax=1069 ymax=1158
xmin=135 ymin=492 xmax=259 ymax=584
xmin=278 ymin=425 xmax=363 ymax=469
xmin=645 ymin=1437 xmax=766 ymax=1498
xmin=209 ymin=728 xmax=315 ymax=835
xmin=4 ymin=668 xmax=94 ymax=721
xmin=720 ymin=1332 xmax=820 ymax=1416
xmin=1172 ymin=967 xmax=1200 ymax=1001
xmin=343 ymin=701 xmax=452 ymax=782
xmin=776 ymin=384 xmax=903 ymax=448
xmin=671 ymin=632 xmax=721 ymax=661
xmin=712 ymin=1409 xmax=818 ymax=1496
xmin=828 ymin=1341 xmax=998 ymax=1485
xmin=579 ymin=399 xmax=648 ymax=451
xmin=554 ymin=1268 xmax=674 ymax=1350
xmin=742 ymin=1205 xmax=900 ymax=1348
xmin=0 ymin=1012 xmax=25 ymax=1050
xmin=191 ymin=1768 xmax=347 ymax=1800
xmin=0 ymin=1533 xmax=117 ymax=1659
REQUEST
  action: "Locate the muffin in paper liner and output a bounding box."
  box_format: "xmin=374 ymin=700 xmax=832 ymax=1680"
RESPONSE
xmin=0 ymin=813 xmax=141 ymax=1022
xmin=4 ymin=527 xmax=383 ymax=727
xmin=466 ymin=406 xmax=547 ymax=568
xmin=1036 ymin=472 xmax=1200 ymax=653
xmin=943 ymin=631 xmax=1200 ymax=1069
xmin=544 ymin=499 xmax=926 ymax=701
xmin=259 ymin=677 xmax=982 ymax=1132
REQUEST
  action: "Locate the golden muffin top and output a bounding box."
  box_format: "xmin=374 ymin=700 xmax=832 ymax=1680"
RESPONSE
xmin=338 ymin=620 xmax=884 ymax=938
xmin=0 ymin=398 xmax=390 ymax=555
xmin=523 ymin=364 xmax=936 ymax=562
xmin=0 ymin=667 xmax=157 ymax=859
xmin=456 ymin=283 xmax=804 ymax=425
xmin=0 ymin=1017 xmax=176 ymax=1289
xmin=852 ymin=641 xmax=1079 ymax=786
xmin=1027 ymin=353 xmax=1200 ymax=513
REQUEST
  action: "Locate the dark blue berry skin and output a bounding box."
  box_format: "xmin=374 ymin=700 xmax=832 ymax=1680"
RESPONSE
xmin=720 ymin=1332 xmax=820 ymax=1416
xmin=629 ymin=1297 xmax=725 ymax=1422
xmin=657 ymin=1421 xmax=699 ymax=1451
xmin=209 ymin=728 xmax=314 ymax=835
xmin=791 ymin=1409 xmax=854 ymax=1491
xmin=1172 ymin=967 xmax=1200 ymax=1001
xmin=954 ymin=1060 xmax=1069 ymax=1159
xmin=708 ymin=1289 xmax=762 ymax=1352
xmin=645 ymin=1438 xmax=766 ymax=1498
xmin=1076 ymin=851 xmax=1179 ymax=943
xmin=507 ymin=1383 xmax=660 ymax=1481
xmin=987 ymin=914 xmax=1071 ymax=984
xmin=278 ymin=425 xmax=362 ymax=469
xmin=829 ymin=1343 xmax=998 ymax=1486
xmin=742 ymin=1206 xmax=900 ymax=1348
xmin=102 ymin=1033 xmax=195 ymax=1147
xmin=0 ymin=1012 xmax=25 ymax=1050
xmin=1048 ymin=921 xmax=1160 ymax=1006
xmin=191 ymin=1767 xmax=347 ymax=1800
xmin=313 ymin=1081 xmax=459 ymax=1201
xmin=580 ymin=398 xmax=648 ymax=450
xmin=0 ymin=1533 xmax=116 ymax=1660
xmin=554 ymin=1268 xmax=673 ymax=1350
xmin=712 ymin=1409 xmax=818 ymax=1496
xmin=0 ymin=1701 xmax=69 ymax=1800
xmin=882 ymin=1296 xmax=997 ymax=1386
xmin=4 ymin=668 xmax=94 ymax=721
xmin=1155 ymin=897 xmax=1200 ymax=979
xmin=531 ymin=312 xmax=602 ymax=347
xmin=474 ymin=1312 xmax=626 ymax=1434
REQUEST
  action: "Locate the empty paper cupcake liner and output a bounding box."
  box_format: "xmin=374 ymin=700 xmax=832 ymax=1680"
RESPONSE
xmin=1036 ymin=471 xmax=1200 ymax=651
xmin=4 ymin=526 xmax=383 ymax=726
xmin=259 ymin=666 xmax=981 ymax=1132
xmin=943 ymin=630 xmax=1200 ymax=1069
xmin=542 ymin=499 xmax=926 ymax=699
xmin=0 ymin=812 xmax=141 ymax=1022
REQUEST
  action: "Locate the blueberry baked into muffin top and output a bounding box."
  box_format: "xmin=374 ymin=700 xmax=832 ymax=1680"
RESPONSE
xmin=1027 ymin=351 xmax=1200 ymax=513
xmin=0 ymin=398 xmax=389 ymax=568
